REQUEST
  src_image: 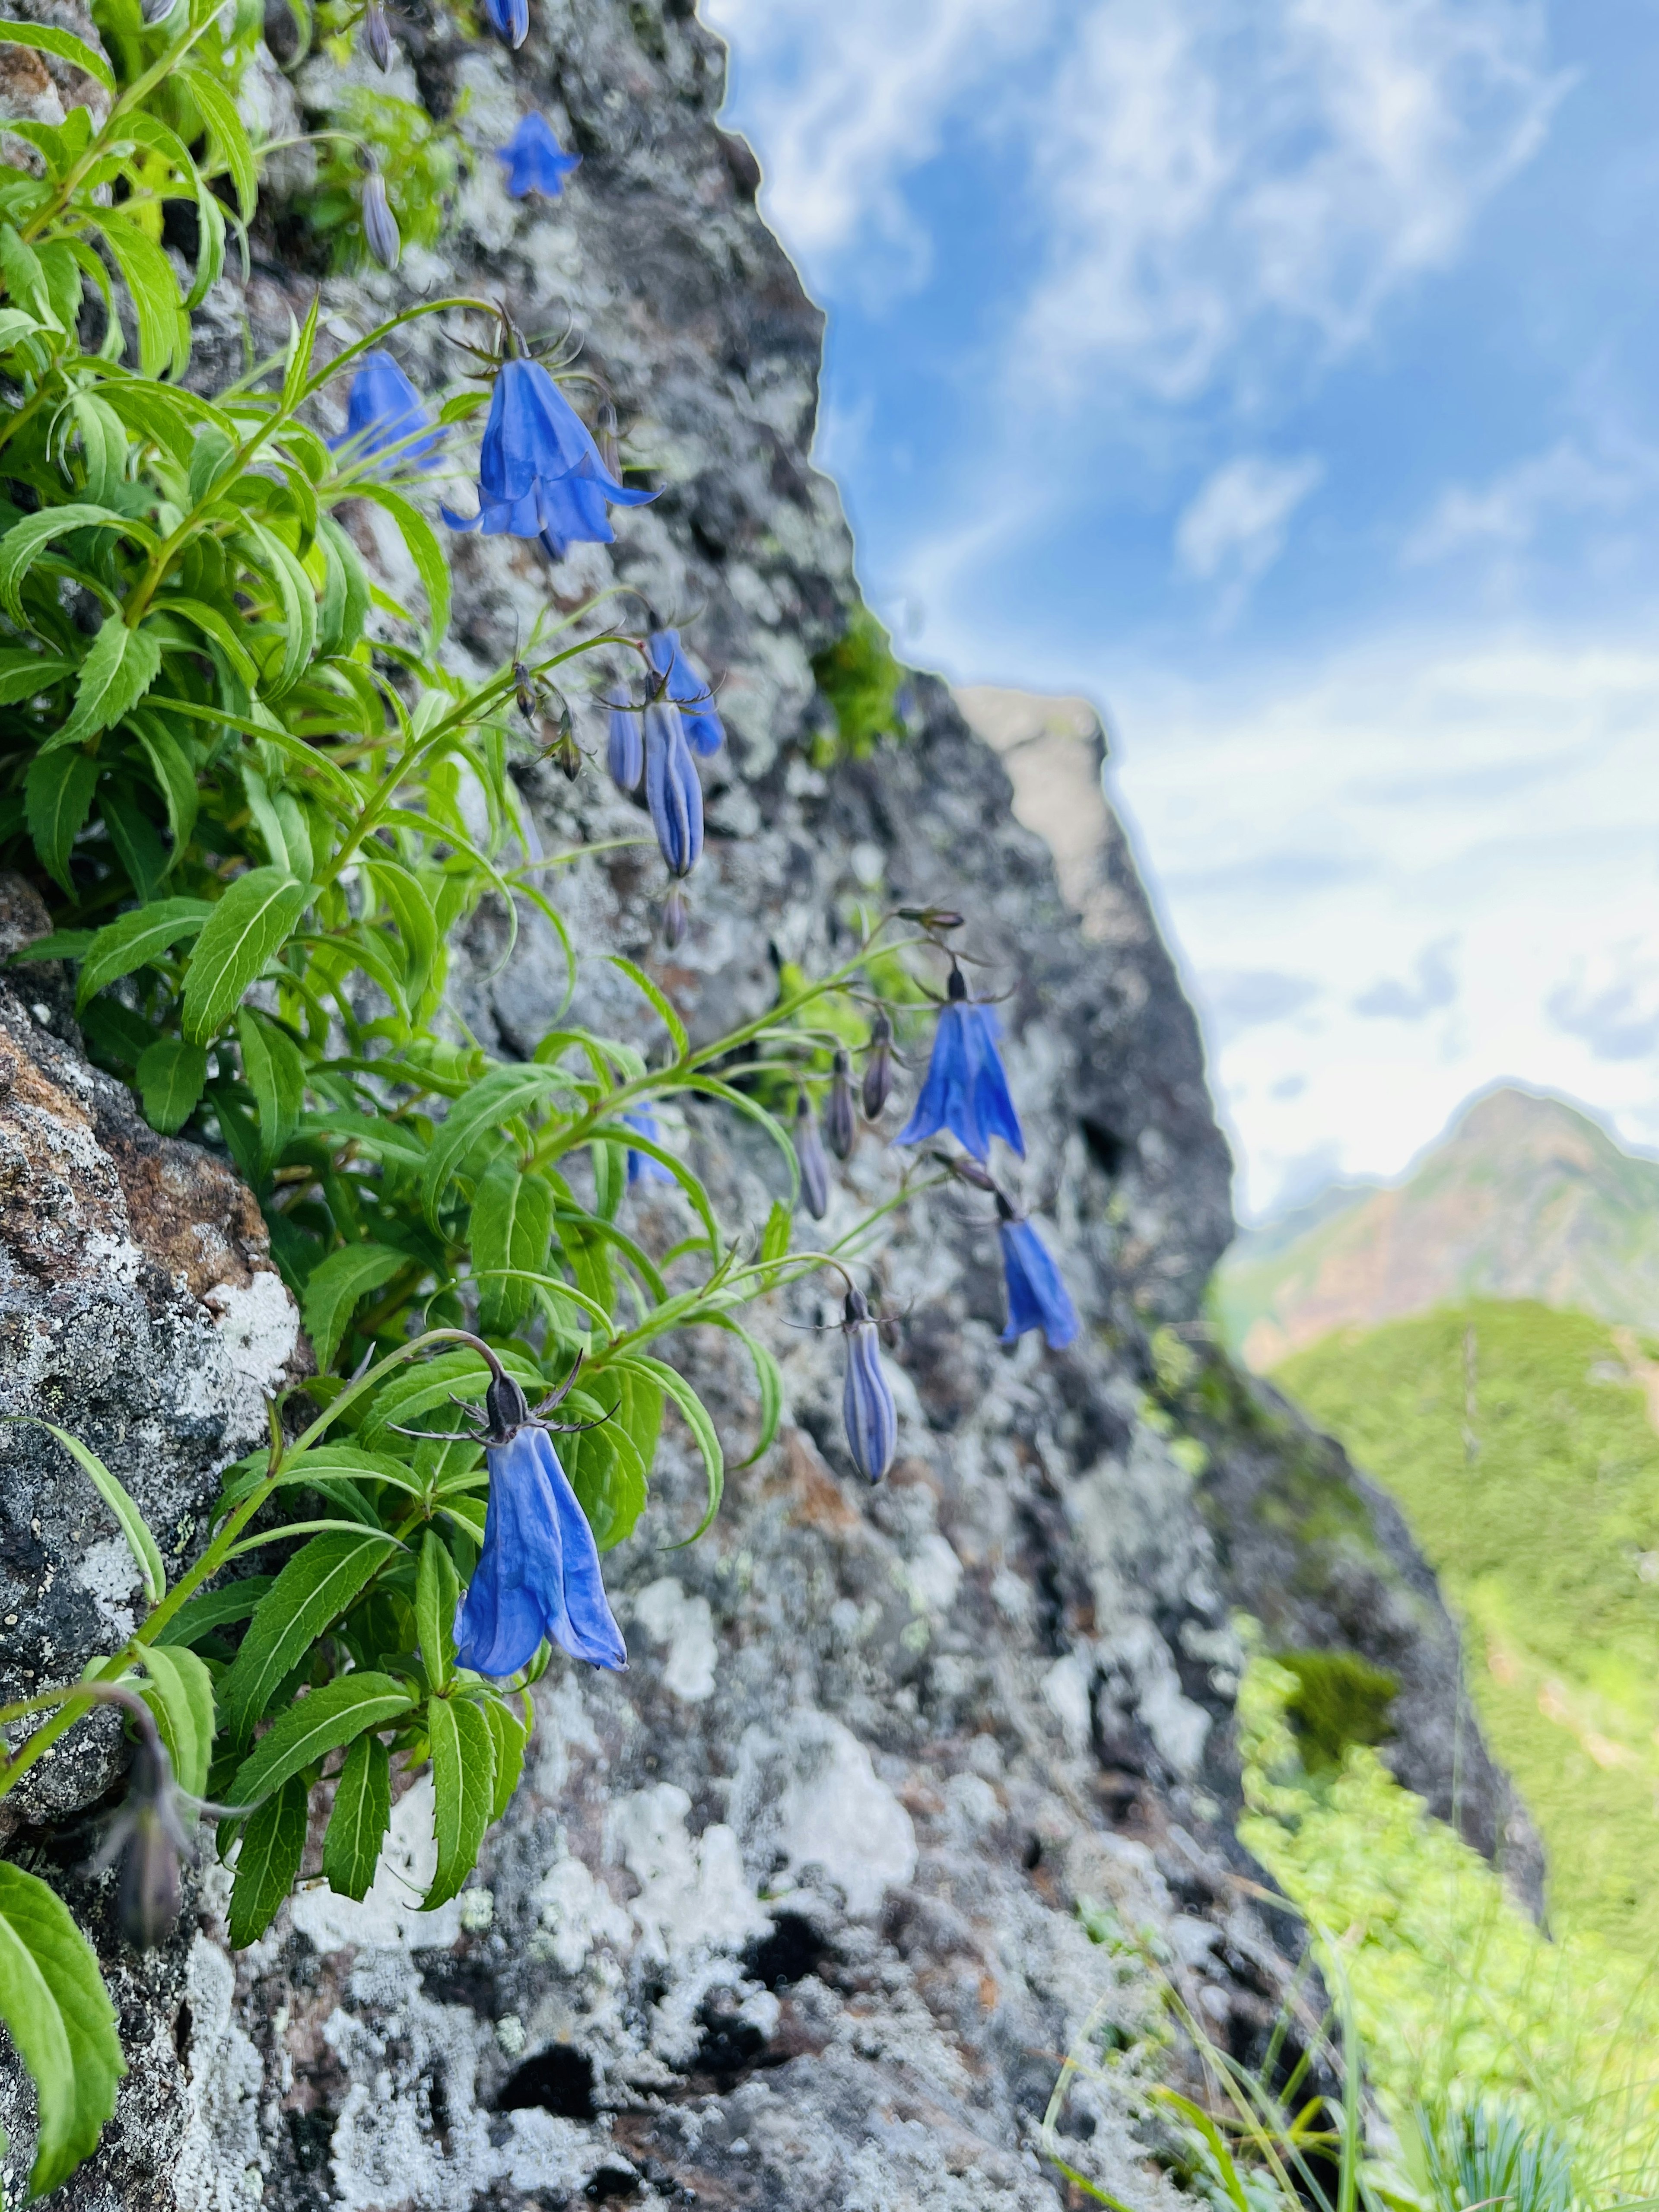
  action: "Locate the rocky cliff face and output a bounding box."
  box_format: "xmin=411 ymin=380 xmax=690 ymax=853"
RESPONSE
xmin=0 ymin=3 xmax=1538 ymax=2208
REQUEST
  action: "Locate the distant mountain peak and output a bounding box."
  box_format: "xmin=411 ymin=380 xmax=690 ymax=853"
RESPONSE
xmin=1219 ymin=1084 xmax=1659 ymax=1367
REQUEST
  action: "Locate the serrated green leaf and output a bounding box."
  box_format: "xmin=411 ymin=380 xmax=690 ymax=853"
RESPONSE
xmin=137 ymin=1643 xmax=216 ymax=1799
xmin=24 ymin=747 xmax=98 ymax=893
xmin=227 ymin=1773 xmax=308 ymax=1947
xmin=36 ymin=241 xmax=80 ymax=334
xmin=130 ymin=711 xmax=200 ymax=851
xmin=352 ymin=482 xmax=448 ymax=644
xmin=179 ymin=64 xmax=257 ymax=219
xmin=0 ymin=1862 xmax=123 ymax=2196
xmin=0 ymin=223 xmax=50 ymax=324
xmin=237 ymin=1008 xmax=306 ymax=1174
xmin=415 ymin=1529 xmax=459 ymax=1694
xmin=0 ymin=645 xmax=71 ymax=705
xmin=0 ymin=1413 xmax=165 ymax=1604
xmin=136 ymin=1036 xmax=207 ymax=1134
xmin=102 ymin=782 xmax=170 ymax=898
xmin=365 ymin=857 xmax=437 ymax=1003
xmin=43 ymin=619 xmax=162 ymax=755
xmin=472 ymin=1160 xmax=553 ymax=1333
xmin=616 ymin=1354 xmax=724 ymax=1543
xmin=72 ymin=392 xmax=126 ymax=506
xmin=421 ymin=1064 xmax=559 ymax=1220
xmin=229 ymin=1672 xmax=413 ymax=1811
xmin=425 ymin=1696 xmax=494 ymax=1911
xmin=481 ymin=1694 xmax=529 ymax=1823
xmin=607 ymin=955 xmax=689 ymax=1058
xmin=0 ymin=502 xmax=137 ymax=627
xmin=301 ymin=1242 xmax=408 ymax=1371
xmin=154 ymin=1575 xmax=273 ymax=1649
xmin=322 ymin=1732 xmax=391 ymax=1901
xmin=245 ymin=517 xmax=315 ymax=696
xmin=92 ymin=208 xmax=188 ymax=378
xmin=220 ymin=1531 xmax=402 ymax=1748
xmin=181 ymin=867 xmax=309 ymax=1043
xmin=317 ymin=512 xmax=369 ymax=653
xmin=760 ymin=1197 xmax=792 ymax=1268
xmin=0 ymin=18 xmax=115 ymax=95
xmin=78 ymin=897 xmax=212 ymax=1007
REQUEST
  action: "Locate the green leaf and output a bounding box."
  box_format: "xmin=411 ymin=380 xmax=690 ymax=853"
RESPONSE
xmin=136 ymin=1644 xmax=216 ymax=1799
xmin=245 ymin=518 xmax=316 ymax=697
xmin=710 ymin=1316 xmax=783 ymax=1469
xmin=760 ymin=1198 xmax=792 ymax=1268
xmin=352 ymin=482 xmax=449 ymax=644
xmin=92 ymin=209 xmax=189 ymax=378
xmin=227 ymin=1774 xmax=308 ymax=1948
xmin=317 ymin=513 xmax=369 ymax=654
xmin=415 ymin=1529 xmax=459 ymax=1694
xmin=0 ymin=18 xmax=115 ymax=94
xmin=301 ymin=1243 xmax=408 ymax=1372
xmin=421 ymin=1064 xmax=559 ymax=1220
xmin=179 ymin=63 xmax=257 ymax=219
xmin=0 ymin=1414 xmax=165 ymax=1604
xmin=72 ymin=392 xmax=127 ymax=506
xmin=566 ymin=1369 xmax=657 ymax=1551
xmin=0 ymin=645 xmax=71 ymax=705
xmin=136 ymin=1036 xmax=208 ymax=1135
xmin=472 ymin=1161 xmax=553 ymax=1333
xmin=0 ymin=502 xmax=135 ymax=627
xmin=482 ymin=1694 xmax=529 ymax=1823
xmin=131 ymin=712 xmax=200 ymax=851
xmin=154 ymin=1575 xmax=273 ymax=1649
xmin=607 ymin=956 xmax=689 ymax=1059
xmin=425 ymin=1696 xmax=495 ymax=1911
xmin=78 ymin=897 xmax=212 ymax=1008
xmin=237 ymin=1009 xmax=306 ymax=1174
xmin=219 ymin=1530 xmax=402 ymax=1749
xmin=0 ymin=224 xmax=50 ymax=324
xmin=102 ymin=783 xmax=170 ymax=899
xmin=322 ymin=1732 xmax=391 ymax=1901
xmin=229 ymin=1673 xmax=414 ymax=1811
xmin=181 ymin=868 xmax=309 ymax=1043
xmin=44 ymin=620 xmax=162 ymax=754
xmin=617 ymin=1354 xmax=724 ymax=1543
xmin=0 ymin=1863 xmax=123 ymax=2196
xmin=24 ymin=747 xmax=98 ymax=893
xmin=365 ymin=858 xmax=437 ymax=1003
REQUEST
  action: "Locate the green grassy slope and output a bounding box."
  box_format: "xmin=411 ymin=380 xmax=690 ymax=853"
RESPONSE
xmin=1277 ymin=1298 xmax=1659 ymax=1952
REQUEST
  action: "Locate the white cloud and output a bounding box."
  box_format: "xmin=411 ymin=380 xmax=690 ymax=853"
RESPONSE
xmin=1175 ymin=454 xmax=1324 ymax=596
xmin=1405 ymin=438 xmax=1651 ymax=564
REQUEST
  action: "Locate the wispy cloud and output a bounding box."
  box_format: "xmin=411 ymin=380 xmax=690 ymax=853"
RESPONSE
xmin=1548 ymin=952 xmax=1659 ymax=1062
xmin=1405 ymin=438 xmax=1649 ymax=564
xmin=1352 ymin=936 xmax=1459 ymax=1018
xmin=1176 ymin=453 xmax=1325 ymax=607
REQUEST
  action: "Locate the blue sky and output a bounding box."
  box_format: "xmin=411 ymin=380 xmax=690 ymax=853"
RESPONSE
xmin=703 ymin=0 xmax=1659 ymax=1214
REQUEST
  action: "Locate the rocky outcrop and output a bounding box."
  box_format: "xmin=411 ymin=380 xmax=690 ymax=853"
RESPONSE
xmin=0 ymin=3 xmax=1538 ymax=2207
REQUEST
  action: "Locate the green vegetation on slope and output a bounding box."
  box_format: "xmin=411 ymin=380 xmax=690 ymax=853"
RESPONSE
xmin=1277 ymin=1298 xmax=1659 ymax=1950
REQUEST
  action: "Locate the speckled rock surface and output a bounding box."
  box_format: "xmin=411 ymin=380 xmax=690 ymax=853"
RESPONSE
xmin=0 ymin=3 xmax=1535 ymax=2208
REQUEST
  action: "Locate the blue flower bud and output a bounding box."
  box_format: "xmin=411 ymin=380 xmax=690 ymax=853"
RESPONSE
xmin=622 ymin=1106 xmax=674 ymax=1187
xmin=483 ymin=0 xmax=528 ymax=46
xmin=607 ymin=702 xmax=643 ymax=791
xmin=360 ymin=170 xmax=400 ymax=271
xmin=795 ymin=1092 xmax=830 ymax=1219
xmin=363 ymin=0 xmax=394 ymax=71
xmin=662 ymin=886 xmax=689 ymax=949
xmin=997 ymin=1204 xmax=1080 ymax=1350
xmin=824 ymin=1050 xmax=855 ymax=1160
xmin=841 ymin=1288 xmax=897 ymax=1483
xmin=644 ymin=699 xmax=703 ymax=878
xmin=862 ymin=1010 xmax=893 ymax=1119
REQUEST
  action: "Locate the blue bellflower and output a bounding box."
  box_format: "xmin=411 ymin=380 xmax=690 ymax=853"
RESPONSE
xmin=643 ymin=699 xmax=703 ymax=877
xmin=997 ymin=1206 xmax=1079 ymax=1350
xmin=482 ymin=0 xmax=528 ymax=46
xmin=841 ymin=1288 xmax=897 ymax=1483
xmin=647 ymin=629 xmax=724 ymax=756
xmin=499 ymin=112 xmax=581 ymax=199
xmin=607 ymin=701 xmax=643 ymax=791
xmin=330 ymin=352 xmax=442 ymax=471
xmin=442 ymin=356 xmax=654 ymax=553
xmin=453 ymin=1373 xmax=626 ymax=1678
xmin=622 ymin=1107 xmax=673 ymax=1187
xmin=895 ymin=968 xmax=1024 ymax=1162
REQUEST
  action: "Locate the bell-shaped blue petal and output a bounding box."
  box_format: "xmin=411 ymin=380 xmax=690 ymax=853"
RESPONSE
xmin=442 ymin=357 xmax=655 ymax=544
xmin=607 ymin=702 xmax=643 ymax=791
xmin=998 ymin=1218 xmax=1079 ymax=1350
xmin=330 ymin=352 xmax=441 ymax=471
xmin=623 ymin=1107 xmax=674 ymax=1186
xmin=499 ymin=112 xmax=581 ymax=199
xmin=648 ymin=628 xmax=724 ymax=756
xmin=643 ymin=699 xmax=703 ymax=877
xmin=453 ymin=1425 xmax=626 ymax=1678
xmin=895 ymin=1001 xmax=1025 ymax=1162
xmin=483 ymin=0 xmax=528 ymax=47
xmin=842 ymin=1316 xmax=897 ymax=1483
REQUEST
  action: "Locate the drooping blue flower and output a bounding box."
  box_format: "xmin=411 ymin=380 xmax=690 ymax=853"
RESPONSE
xmin=360 ymin=170 xmax=400 ymax=272
xmin=998 ymin=1212 xmax=1079 ymax=1350
xmin=643 ymin=699 xmax=703 ymax=877
xmin=442 ymin=356 xmax=654 ymax=548
xmin=607 ymin=700 xmax=643 ymax=791
xmin=647 ymin=629 xmax=724 ymax=756
xmin=622 ymin=1107 xmax=673 ymax=1187
xmin=499 ymin=112 xmax=581 ymax=199
xmin=894 ymin=970 xmax=1024 ymax=1162
xmin=482 ymin=0 xmax=528 ymax=47
xmin=795 ymin=1092 xmax=830 ymax=1220
xmin=453 ymin=1420 xmax=625 ymax=1678
xmin=329 ymin=352 xmax=442 ymax=471
xmin=841 ymin=1289 xmax=897 ymax=1483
